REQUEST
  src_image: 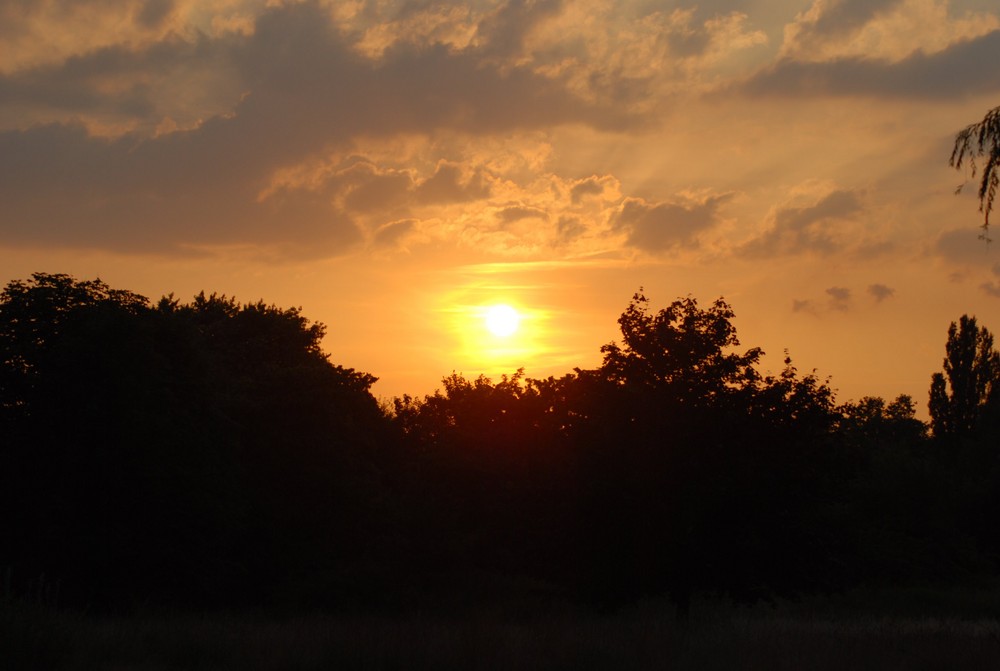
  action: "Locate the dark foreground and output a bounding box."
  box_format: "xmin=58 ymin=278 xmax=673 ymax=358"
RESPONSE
xmin=7 ymin=588 xmax=1000 ymax=671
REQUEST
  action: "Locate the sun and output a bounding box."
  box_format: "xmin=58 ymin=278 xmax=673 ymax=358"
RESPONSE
xmin=484 ymin=304 xmax=521 ymax=337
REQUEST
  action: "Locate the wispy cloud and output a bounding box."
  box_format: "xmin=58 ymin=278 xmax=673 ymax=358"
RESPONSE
xmin=740 ymin=29 xmax=1000 ymax=99
xmin=741 ymin=189 xmax=865 ymax=258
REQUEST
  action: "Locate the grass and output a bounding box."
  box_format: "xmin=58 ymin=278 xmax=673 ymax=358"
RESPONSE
xmin=5 ymin=591 xmax=1000 ymax=670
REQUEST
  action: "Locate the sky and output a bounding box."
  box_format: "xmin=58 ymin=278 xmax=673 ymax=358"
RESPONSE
xmin=2 ymin=0 xmax=1000 ymax=412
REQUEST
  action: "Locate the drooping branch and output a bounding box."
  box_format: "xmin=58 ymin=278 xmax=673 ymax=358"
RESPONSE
xmin=950 ymin=105 xmax=1000 ymax=239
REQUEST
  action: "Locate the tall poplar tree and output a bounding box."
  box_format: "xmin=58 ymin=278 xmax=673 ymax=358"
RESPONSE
xmin=929 ymin=315 xmax=1000 ymax=439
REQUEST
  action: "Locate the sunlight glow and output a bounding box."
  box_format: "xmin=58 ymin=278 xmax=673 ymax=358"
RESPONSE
xmin=484 ymin=304 xmax=520 ymax=337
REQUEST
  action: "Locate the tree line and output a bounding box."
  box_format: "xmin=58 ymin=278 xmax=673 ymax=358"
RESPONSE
xmin=2 ymin=273 xmax=999 ymax=615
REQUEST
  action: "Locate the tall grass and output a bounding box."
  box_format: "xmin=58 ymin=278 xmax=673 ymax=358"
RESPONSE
xmin=5 ymin=593 xmax=1000 ymax=670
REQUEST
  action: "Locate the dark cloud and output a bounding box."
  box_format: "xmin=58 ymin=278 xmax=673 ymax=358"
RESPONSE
xmin=136 ymin=0 xmax=175 ymax=29
xmin=414 ymin=162 xmax=492 ymax=205
xmin=792 ymin=298 xmax=816 ymax=314
xmin=475 ymin=0 xmax=563 ymax=59
xmin=934 ymin=227 xmax=994 ymax=266
xmin=339 ymin=164 xmax=414 ymax=213
xmin=980 ymin=281 xmax=1000 ymax=298
xmin=738 ymin=29 xmax=1000 ymax=99
xmin=570 ymin=177 xmax=606 ymax=204
xmin=0 ymin=0 xmax=634 ymax=258
xmin=661 ymin=18 xmax=712 ymax=59
xmin=741 ymin=190 xmax=863 ymax=257
xmin=826 ymin=286 xmax=851 ymax=310
xmin=0 ymin=32 xmax=238 ymax=123
xmin=977 ymin=264 xmax=1000 ymax=297
xmin=0 ymin=122 xmax=363 ymax=257
xmin=496 ymin=204 xmax=549 ymax=224
xmin=614 ymin=194 xmax=729 ymax=253
xmin=867 ymin=283 xmax=895 ymax=302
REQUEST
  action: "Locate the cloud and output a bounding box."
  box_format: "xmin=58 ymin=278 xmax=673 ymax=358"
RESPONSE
xmin=980 ymin=282 xmax=1000 ymax=298
xmin=792 ymin=298 xmax=817 ymax=314
xmin=137 ymin=0 xmax=177 ymax=30
xmin=741 ymin=189 xmax=864 ymax=258
xmin=740 ymin=29 xmax=1000 ymax=99
xmin=977 ymin=263 xmax=1000 ymax=297
xmin=496 ymin=205 xmax=549 ymax=225
xmin=826 ymin=286 xmax=852 ymax=310
xmin=570 ymin=176 xmax=609 ymax=204
xmin=372 ymin=218 xmax=416 ymax=250
xmin=613 ymin=193 xmax=729 ymax=253
xmin=781 ymin=0 xmax=907 ymax=56
xmin=555 ymin=214 xmax=587 ymax=242
xmin=414 ymin=161 xmax=492 ymax=205
xmin=792 ymin=285 xmax=855 ymax=315
xmin=474 ymin=0 xmax=563 ymax=61
xmin=345 ymin=171 xmax=415 ymax=214
xmin=0 ymin=0 xmax=641 ymax=259
xmin=794 ymin=282 xmax=897 ymax=315
xmin=867 ymin=283 xmax=895 ymax=302
xmin=933 ymin=227 xmax=994 ymax=266
xmin=0 ymin=32 xmax=243 ymax=133
xmin=778 ymin=0 xmax=999 ymax=63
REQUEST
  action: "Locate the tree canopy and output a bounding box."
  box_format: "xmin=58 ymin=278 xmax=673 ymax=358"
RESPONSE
xmin=1 ymin=273 xmax=388 ymax=608
xmin=929 ymin=314 xmax=1000 ymax=441
xmin=4 ymin=273 xmax=1000 ymax=617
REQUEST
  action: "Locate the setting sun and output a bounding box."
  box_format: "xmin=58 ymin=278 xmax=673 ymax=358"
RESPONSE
xmin=484 ymin=304 xmax=520 ymax=337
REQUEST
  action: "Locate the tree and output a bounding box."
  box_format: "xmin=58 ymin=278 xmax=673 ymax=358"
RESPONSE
xmin=929 ymin=315 xmax=1000 ymax=440
xmin=599 ymin=292 xmax=763 ymax=399
xmin=0 ymin=272 xmax=148 ymax=414
xmin=577 ymin=292 xmax=843 ymax=616
xmin=1 ymin=273 xmax=390 ymax=609
xmin=925 ymin=316 xmax=1000 ymax=577
xmin=389 ymin=370 xmax=578 ymax=589
xmin=838 ymin=395 xmax=927 ymax=452
xmin=950 ymin=105 xmax=1000 ymax=236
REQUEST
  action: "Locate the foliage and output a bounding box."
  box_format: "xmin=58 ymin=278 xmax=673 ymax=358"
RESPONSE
xmin=1 ymin=273 xmax=388 ymax=609
xmin=8 ymin=273 xmax=1000 ymax=618
xmin=951 ymin=104 xmax=1000 ymax=236
xmin=928 ymin=315 xmax=1000 ymax=441
xmin=389 ymin=369 xmax=577 ymax=588
xmin=573 ymin=294 xmax=845 ymax=613
xmin=838 ymin=395 xmax=927 ymax=451
xmin=599 ymin=292 xmax=762 ymax=397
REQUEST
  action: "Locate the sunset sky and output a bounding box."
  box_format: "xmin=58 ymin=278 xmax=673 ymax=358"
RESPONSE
xmin=3 ymin=0 xmax=1000 ymax=411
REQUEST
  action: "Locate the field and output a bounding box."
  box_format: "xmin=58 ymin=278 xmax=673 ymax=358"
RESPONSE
xmin=6 ymin=587 xmax=1000 ymax=670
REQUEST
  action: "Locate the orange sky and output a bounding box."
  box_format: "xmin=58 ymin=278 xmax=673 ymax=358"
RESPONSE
xmin=3 ymin=0 xmax=1000 ymax=413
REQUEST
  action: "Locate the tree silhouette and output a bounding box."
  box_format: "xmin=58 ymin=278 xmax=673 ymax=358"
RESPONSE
xmin=929 ymin=315 xmax=1000 ymax=441
xmin=951 ymin=105 xmax=1000 ymax=236
xmin=599 ymin=292 xmax=763 ymax=396
xmin=575 ymin=292 xmax=843 ymax=616
xmin=390 ymin=370 xmax=579 ymax=598
xmin=1 ymin=273 xmax=390 ymax=609
xmin=12 ymin=273 xmax=1000 ymax=616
